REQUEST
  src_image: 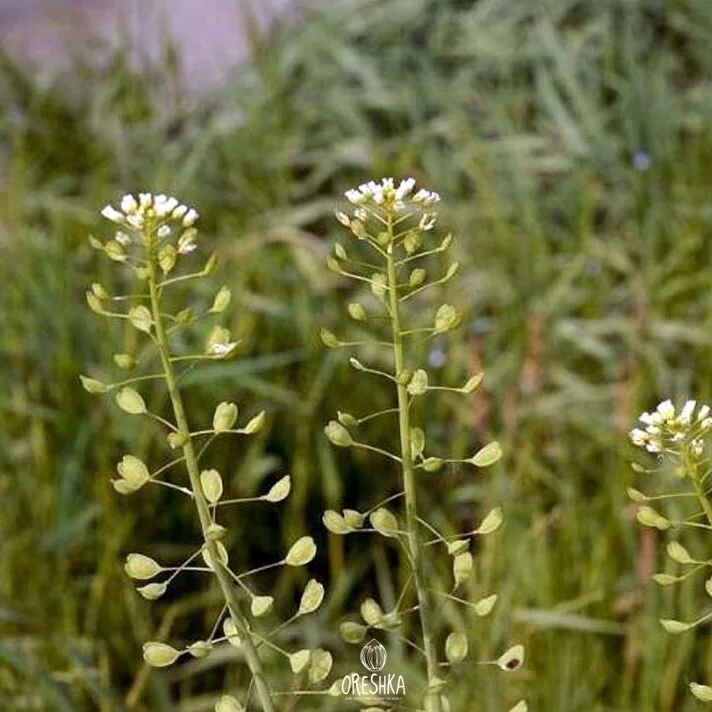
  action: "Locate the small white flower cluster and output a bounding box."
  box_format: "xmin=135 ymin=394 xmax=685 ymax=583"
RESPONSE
xmin=340 ymin=177 xmax=440 ymax=215
xmin=630 ymin=399 xmax=712 ymax=455
xmin=101 ymin=193 xmax=199 ymax=252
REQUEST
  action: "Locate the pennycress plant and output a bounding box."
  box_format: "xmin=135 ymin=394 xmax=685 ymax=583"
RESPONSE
xmin=321 ymin=178 xmax=526 ymax=712
xmin=82 ymin=193 xmax=331 ymax=712
xmin=629 ymin=398 xmax=712 ymax=704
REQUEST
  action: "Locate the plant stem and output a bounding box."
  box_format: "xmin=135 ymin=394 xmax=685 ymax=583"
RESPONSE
xmin=385 ymin=220 xmax=442 ymax=712
xmin=147 ymin=257 xmax=277 ymax=712
xmin=692 ymin=476 xmax=712 ymax=527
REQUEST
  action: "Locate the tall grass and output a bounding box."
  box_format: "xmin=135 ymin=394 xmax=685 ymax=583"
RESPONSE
xmin=3 ymin=0 xmax=712 ymax=708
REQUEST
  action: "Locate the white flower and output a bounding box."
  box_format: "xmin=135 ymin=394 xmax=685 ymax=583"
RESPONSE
xmin=157 ymin=225 xmax=171 ymax=239
xmin=177 ymin=232 xmax=197 ymax=254
xmin=419 ymin=213 xmax=437 ymax=231
xmin=121 ymin=194 xmax=138 ymax=214
xmin=183 ymin=209 xmax=199 ymax=227
xmin=680 ymin=400 xmax=696 ymax=423
xmin=656 ymin=400 xmax=675 ymax=420
xmin=699 ymin=405 xmax=710 ymax=421
xmin=210 ymin=342 xmax=237 ymax=356
xmin=115 ymin=231 xmax=131 ymax=246
xmin=395 ymin=177 xmax=416 ymax=201
xmin=101 ymin=205 xmax=124 ymax=223
xmin=341 ymin=178 xmax=441 ymax=215
xmin=172 ymin=204 xmax=188 ymax=219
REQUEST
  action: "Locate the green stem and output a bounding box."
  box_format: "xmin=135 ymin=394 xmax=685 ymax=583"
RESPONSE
xmin=693 ymin=476 xmax=712 ymax=527
xmin=385 ymin=220 xmax=442 ymax=712
xmin=147 ymin=258 xmax=277 ymax=712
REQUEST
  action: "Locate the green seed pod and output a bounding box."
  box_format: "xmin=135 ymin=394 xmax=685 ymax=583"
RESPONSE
xmin=369 ymin=508 xmax=399 ymax=538
xmin=200 ymin=469 xmax=223 ymax=504
xmin=409 ymin=268 xmax=426 ymax=287
xmin=428 ymin=677 xmax=447 ymax=693
xmin=476 ymin=507 xmax=503 ymax=535
xmin=351 ymin=220 xmax=368 ymax=239
xmin=113 ymin=353 xmax=136 ymax=370
xmin=209 ymin=286 xmax=232 ymax=313
xmin=652 ymin=573 xmax=678 ymax=586
xmin=453 ymin=552 xmax=473 ymax=587
xmin=223 ymin=619 xmax=242 ymax=648
xmin=445 ymin=631 xmax=468 ymax=664
xmin=636 ymin=505 xmax=671 ymax=530
xmin=328 ymin=681 xmax=342 ymax=697
xmin=298 ymin=579 xmax=325 ymax=615
xmin=104 ymin=240 xmax=127 ymax=262
xmin=204 ymin=253 xmax=218 ymax=274
xmin=320 ymin=328 xmax=341 ymax=348
xmin=206 ymin=523 xmax=227 ymax=540
xmin=167 ymin=431 xmax=188 ymax=449
xmin=251 ymin=595 xmax=274 ymax=618
xmin=439 ymin=233 xmax=453 ymax=251
xmin=324 ymin=420 xmax=353 ymax=447
xmin=395 ymin=368 xmax=412 ymax=385
xmin=176 ymin=308 xmax=193 ymax=324
xmin=91 ymin=282 xmax=110 ymax=299
xmin=116 ymin=387 xmax=146 ymax=415
xmin=137 ymin=582 xmax=167 ymax=600
xmin=202 ymin=541 xmax=229 ymax=570
xmin=309 ymin=649 xmax=333 ymax=684
xmin=323 ymin=510 xmax=351 ymax=535
xmin=112 ymin=479 xmax=138 ymax=495
xmin=124 ymin=553 xmax=161 ymax=580
xmin=706 ymin=577 xmax=712 ymax=597
xmin=348 ymin=302 xmax=367 ymax=321
xmin=343 ymin=509 xmax=365 ymax=528
xmin=262 ymin=475 xmax=291 ymax=502
xmin=116 ymin=455 xmax=150 ymax=488
xmin=404 ymin=231 xmax=422 ymax=254
xmin=434 ymin=304 xmax=460 ymax=333
xmin=407 ymin=369 xmax=428 ymax=396
xmin=188 ymin=641 xmax=212 ymax=659
xmin=360 ymin=598 xmax=384 ymax=626
xmin=497 ymin=644 xmax=525 ymax=671
xmin=86 ymin=291 xmax=104 ymax=314
xmin=326 ymin=256 xmax=341 ymax=273
xmin=337 ymin=411 xmax=359 ymax=429
xmin=443 ymin=262 xmax=459 ymax=282
xmin=422 ymin=457 xmax=443 ymax=472
xmin=348 ymin=357 xmax=366 ymax=371
xmin=446 ymin=540 xmax=469 ymax=556
xmin=690 ymin=683 xmax=712 ymax=702
xmin=215 ymin=695 xmax=245 ymax=712
xmin=461 ymin=373 xmax=483 ymax=393
xmin=469 ymin=441 xmax=502 ymax=467
xmin=142 ymin=642 xmax=180 ymax=668
xmin=213 ymin=402 xmax=238 ymax=432
xmin=334 ymin=242 xmax=348 ymax=259
xmin=667 ymin=541 xmax=693 ymax=564
xmin=128 ymin=306 xmax=152 ymax=333
xmin=626 ymin=487 xmax=648 ymax=502
xmin=410 ymin=427 xmax=425 ymax=459
xmin=286 ymin=536 xmax=317 ymax=567
xmin=474 ymin=594 xmax=497 ymax=617
xmin=240 ymin=411 xmax=266 ymax=435
xmin=370 ymin=273 xmax=387 ymax=299
xmin=509 ymin=701 xmax=528 ymax=712
xmin=80 ymin=375 xmax=109 ymax=394
xmin=158 ymin=244 xmax=176 ymax=273
xmin=289 ymin=649 xmax=311 ymax=674
xmin=340 ymin=621 xmax=367 ymax=644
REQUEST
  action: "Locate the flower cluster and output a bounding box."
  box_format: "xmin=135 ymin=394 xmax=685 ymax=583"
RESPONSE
xmin=629 ymin=399 xmax=712 ymax=455
xmin=340 ymin=176 xmax=439 ymax=217
xmin=101 ymin=193 xmax=199 ymax=254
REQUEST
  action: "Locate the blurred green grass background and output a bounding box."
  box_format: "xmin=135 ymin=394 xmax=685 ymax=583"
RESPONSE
xmin=3 ymin=0 xmax=712 ymax=709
